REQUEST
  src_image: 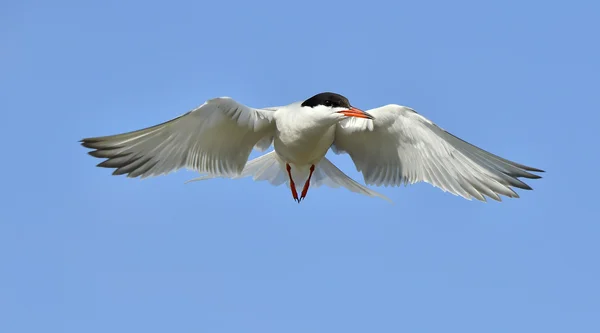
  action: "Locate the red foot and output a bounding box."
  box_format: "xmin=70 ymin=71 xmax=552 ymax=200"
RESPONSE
xmin=299 ymin=165 xmax=315 ymax=202
xmin=286 ymin=163 xmax=299 ymax=202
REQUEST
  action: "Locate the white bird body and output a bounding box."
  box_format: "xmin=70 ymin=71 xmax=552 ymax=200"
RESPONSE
xmin=81 ymin=92 xmax=543 ymax=203
xmin=273 ymin=102 xmax=337 ymax=165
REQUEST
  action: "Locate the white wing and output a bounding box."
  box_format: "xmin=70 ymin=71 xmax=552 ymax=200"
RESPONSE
xmin=81 ymin=97 xmax=277 ymax=179
xmin=332 ymin=104 xmax=544 ymax=201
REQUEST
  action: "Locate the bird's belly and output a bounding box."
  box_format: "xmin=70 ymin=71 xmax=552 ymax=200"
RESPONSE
xmin=274 ymin=125 xmax=335 ymax=165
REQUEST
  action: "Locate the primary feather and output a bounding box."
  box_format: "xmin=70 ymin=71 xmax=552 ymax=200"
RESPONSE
xmin=333 ymin=104 xmax=544 ymax=202
xmin=81 ymin=97 xmax=276 ymax=178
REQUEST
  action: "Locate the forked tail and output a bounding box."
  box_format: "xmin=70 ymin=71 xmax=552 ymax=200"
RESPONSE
xmin=186 ymin=151 xmax=392 ymax=203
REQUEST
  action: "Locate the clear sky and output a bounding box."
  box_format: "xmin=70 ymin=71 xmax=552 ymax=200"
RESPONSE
xmin=1 ymin=0 xmax=599 ymax=332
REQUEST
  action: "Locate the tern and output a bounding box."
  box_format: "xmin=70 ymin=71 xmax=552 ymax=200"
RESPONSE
xmin=80 ymin=92 xmax=544 ymax=203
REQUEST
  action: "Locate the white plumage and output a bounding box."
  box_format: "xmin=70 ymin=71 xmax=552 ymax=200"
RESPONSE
xmin=333 ymin=104 xmax=542 ymax=201
xmin=81 ymin=92 xmax=543 ymax=203
xmin=82 ymin=97 xmax=276 ymax=179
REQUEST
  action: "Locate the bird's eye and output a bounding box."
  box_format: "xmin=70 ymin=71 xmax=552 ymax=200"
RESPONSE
xmin=324 ymin=100 xmax=333 ymax=107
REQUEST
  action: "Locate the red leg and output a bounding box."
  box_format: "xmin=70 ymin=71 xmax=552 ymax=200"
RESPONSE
xmin=299 ymin=165 xmax=315 ymax=202
xmin=286 ymin=163 xmax=299 ymax=202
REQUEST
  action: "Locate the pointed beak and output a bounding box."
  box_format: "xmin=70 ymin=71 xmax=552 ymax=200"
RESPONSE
xmin=337 ymin=106 xmax=374 ymax=119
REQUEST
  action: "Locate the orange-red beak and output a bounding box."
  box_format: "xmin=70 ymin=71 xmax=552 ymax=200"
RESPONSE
xmin=338 ymin=107 xmax=374 ymax=119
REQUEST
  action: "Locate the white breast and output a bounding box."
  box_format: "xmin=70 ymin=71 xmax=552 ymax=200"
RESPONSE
xmin=273 ymin=106 xmax=337 ymax=165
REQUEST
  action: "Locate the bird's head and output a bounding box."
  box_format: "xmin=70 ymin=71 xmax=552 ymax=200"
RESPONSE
xmin=301 ymin=92 xmax=374 ymax=123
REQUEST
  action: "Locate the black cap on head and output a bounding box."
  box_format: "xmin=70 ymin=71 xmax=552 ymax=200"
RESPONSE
xmin=301 ymin=92 xmax=351 ymax=109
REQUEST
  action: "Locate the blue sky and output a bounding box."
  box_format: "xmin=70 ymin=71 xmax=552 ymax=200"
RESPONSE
xmin=1 ymin=0 xmax=599 ymax=332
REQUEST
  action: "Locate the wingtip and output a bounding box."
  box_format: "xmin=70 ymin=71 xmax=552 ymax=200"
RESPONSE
xmin=526 ymin=168 xmax=545 ymax=175
xmin=80 ymin=137 xmax=101 ymax=144
xmin=522 ymin=169 xmax=544 ymax=180
xmin=87 ymin=150 xmax=101 ymax=158
xmin=80 ymin=139 xmax=98 ymax=149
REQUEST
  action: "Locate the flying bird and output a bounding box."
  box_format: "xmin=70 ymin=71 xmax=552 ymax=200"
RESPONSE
xmin=80 ymin=92 xmax=543 ymax=203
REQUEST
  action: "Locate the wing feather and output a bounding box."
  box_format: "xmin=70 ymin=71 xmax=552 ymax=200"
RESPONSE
xmin=333 ymin=104 xmax=544 ymax=201
xmin=81 ymin=97 xmax=276 ymax=178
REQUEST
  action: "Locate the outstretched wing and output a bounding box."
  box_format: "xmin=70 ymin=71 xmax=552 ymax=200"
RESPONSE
xmin=81 ymin=97 xmax=276 ymax=179
xmin=333 ymin=104 xmax=544 ymax=201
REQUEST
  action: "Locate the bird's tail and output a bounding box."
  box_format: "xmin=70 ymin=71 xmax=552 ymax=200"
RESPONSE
xmin=185 ymin=151 xmax=288 ymax=186
xmin=311 ymin=157 xmax=392 ymax=202
xmin=186 ymin=151 xmax=392 ymax=203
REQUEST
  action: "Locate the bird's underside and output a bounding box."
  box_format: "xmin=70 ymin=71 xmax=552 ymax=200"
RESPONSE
xmin=80 ymin=93 xmax=544 ymax=203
